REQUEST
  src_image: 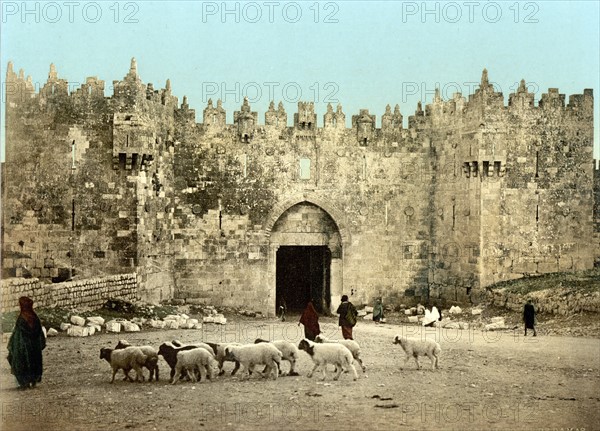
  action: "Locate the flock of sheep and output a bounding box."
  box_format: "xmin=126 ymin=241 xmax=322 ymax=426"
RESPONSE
xmin=99 ymin=334 xmax=442 ymax=384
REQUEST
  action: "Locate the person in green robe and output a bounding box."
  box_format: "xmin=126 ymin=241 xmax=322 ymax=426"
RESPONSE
xmin=373 ymin=297 xmax=384 ymax=323
xmin=7 ymin=297 xmax=46 ymax=389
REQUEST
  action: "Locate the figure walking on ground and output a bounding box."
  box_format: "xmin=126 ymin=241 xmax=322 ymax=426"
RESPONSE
xmin=524 ymin=299 xmax=537 ymax=336
xmin=299 ymin=299 xmax=321 ymax=341
xmin=336 ymin=295 xmax=358 ymax=340
xmin=7 ymin=296 xmax=46 ymax=389
xmin=373 ymin=297 xmax=384 ymax=323
xmin=279 ymin=297 xmax=287 ymax=322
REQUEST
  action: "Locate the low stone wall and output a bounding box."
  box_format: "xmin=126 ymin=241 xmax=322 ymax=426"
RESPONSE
xmin=487 ymin=287 xmax=600 ymax=315
xmin=1 ymin=273 xmax=138 ymax=313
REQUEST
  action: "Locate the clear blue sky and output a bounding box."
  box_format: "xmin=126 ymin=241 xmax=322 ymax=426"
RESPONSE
xmin=1 ymin=1 xmax=599 ymax=160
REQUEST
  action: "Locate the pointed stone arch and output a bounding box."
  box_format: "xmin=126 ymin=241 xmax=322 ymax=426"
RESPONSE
xmin=263 ymin=193 xmax=351 ymax=248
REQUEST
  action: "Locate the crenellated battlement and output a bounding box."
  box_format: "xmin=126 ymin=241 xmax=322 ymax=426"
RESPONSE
xmin=5 ymin=58 xmax=177 ymax=113
xmin=421 ymin=70 xmax=593 ymax=124
xmin=5 ymin=60 xmax=594 ymax=135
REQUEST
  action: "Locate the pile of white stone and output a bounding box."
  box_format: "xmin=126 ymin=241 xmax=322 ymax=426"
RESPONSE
xmin=201 ymin=306 xmax=227 ymax=325
xmin=55 ymin=315 xmax=109 ymax=337
xmin=402 ymin=304 xmax=474 ymax=329
xmin=404 ymin=305 xmax=508 ymax=331
xmin=146 ymin=314 xmax=203 ymax=330
xmin=404 ymin=304 xmax=426 ymax=323
xmin=53 ymin=311 xmax=214 ymax=336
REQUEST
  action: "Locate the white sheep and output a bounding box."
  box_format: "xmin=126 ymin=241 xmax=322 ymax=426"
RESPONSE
xmin=115 ymin=340 xmax=160 ymax=381
xmin=254 ymin=338 xmax=300 ymax=376
xmin=170 ymin=339 xmax=216 ymax=358
xmin=99 ymin=346 xmax=146 ymax=383
xmin=393 ymin=335 xmax=441 ymax=370
xmin=314 ymin=334 xmax=366 ymax=373
xmin=207 ymin=342 xmax=244 ymax=376
xmin=224 ymin=343 xmax=282 ymax=380
xmin=298 ymin=339 xmax=358 ymax=381
xmin=171 ymin=348 xmax=219 ymax=384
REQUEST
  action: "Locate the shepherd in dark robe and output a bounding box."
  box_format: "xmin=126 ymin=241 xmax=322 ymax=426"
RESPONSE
xmin=299 ymin=300 xmax=320 ymax=341
xmin=7 ymin=297 xmax=46 ymax=389
xmin=523 ymin=299 xmax=537 ymax=336
xmin=336 ymin=295 xmax=358 ymax=340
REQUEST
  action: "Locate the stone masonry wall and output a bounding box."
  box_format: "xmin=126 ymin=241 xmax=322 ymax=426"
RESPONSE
xmin=169 ymin=99 xmax=433 ymax=311
xmin=1 ymin=61 xmax=596 ymax=316
xmin=2 ymin=60 xmax=177 ymax=287
xmin=426 ymin=77 xmax=595 ymax=304
xmin=0 ymin=273 xmax=137 ymax=313
xmin=487 ymin=287 xmax=600 ymax=315
xmin=479 ymin=86 xmax=595 ymax=284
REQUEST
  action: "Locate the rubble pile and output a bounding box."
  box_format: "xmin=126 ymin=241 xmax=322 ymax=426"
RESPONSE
xmin=47 ymin=303 xmax=229 ymax=337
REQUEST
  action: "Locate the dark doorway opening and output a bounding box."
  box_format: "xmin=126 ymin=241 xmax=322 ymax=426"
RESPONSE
xmin=276 ymin=246 xmax=331 ymax=314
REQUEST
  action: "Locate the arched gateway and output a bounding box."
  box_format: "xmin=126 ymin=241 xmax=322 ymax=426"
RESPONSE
xmin=266 ymin=201 xmax=346 ymax=315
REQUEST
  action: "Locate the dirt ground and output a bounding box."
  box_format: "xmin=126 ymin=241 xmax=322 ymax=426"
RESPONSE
xmin=1 ymin=315 xmax=598 ymax=431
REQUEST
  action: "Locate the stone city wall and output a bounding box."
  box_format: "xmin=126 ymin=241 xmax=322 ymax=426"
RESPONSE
xmin=1 ymin=273 xmax=137 ymax=313
xmin=487 ymin=287 xmax=600 ymax=315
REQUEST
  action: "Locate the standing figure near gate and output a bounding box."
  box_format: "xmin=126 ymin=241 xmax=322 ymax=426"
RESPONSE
xmin=336 ymin=295 xmax=358 ymax=340
xmin=279 ymin=297 xmax=287 ymax=321
xmin=299 ymin=299 xmax=321 ymax=341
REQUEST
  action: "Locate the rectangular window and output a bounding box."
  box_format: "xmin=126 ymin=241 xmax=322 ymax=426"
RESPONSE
xmin=299 ymin=158 xmax=311 ymax=180
xmin=494 ymin=161 xmax=501 ymax=176
xmin=483 ymin=161 xmax=490 ymax=177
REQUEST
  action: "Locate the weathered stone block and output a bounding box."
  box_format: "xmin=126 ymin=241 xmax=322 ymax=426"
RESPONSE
xmin=67 ymin=326 xmax=89 ymax=337
xmin=105 ymin=321 xmax=122 ymax=333
xmin=122 ymin=321 xmax=140 ymax=332
xmin=71 ymin=315 xmax=87 ymax=326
